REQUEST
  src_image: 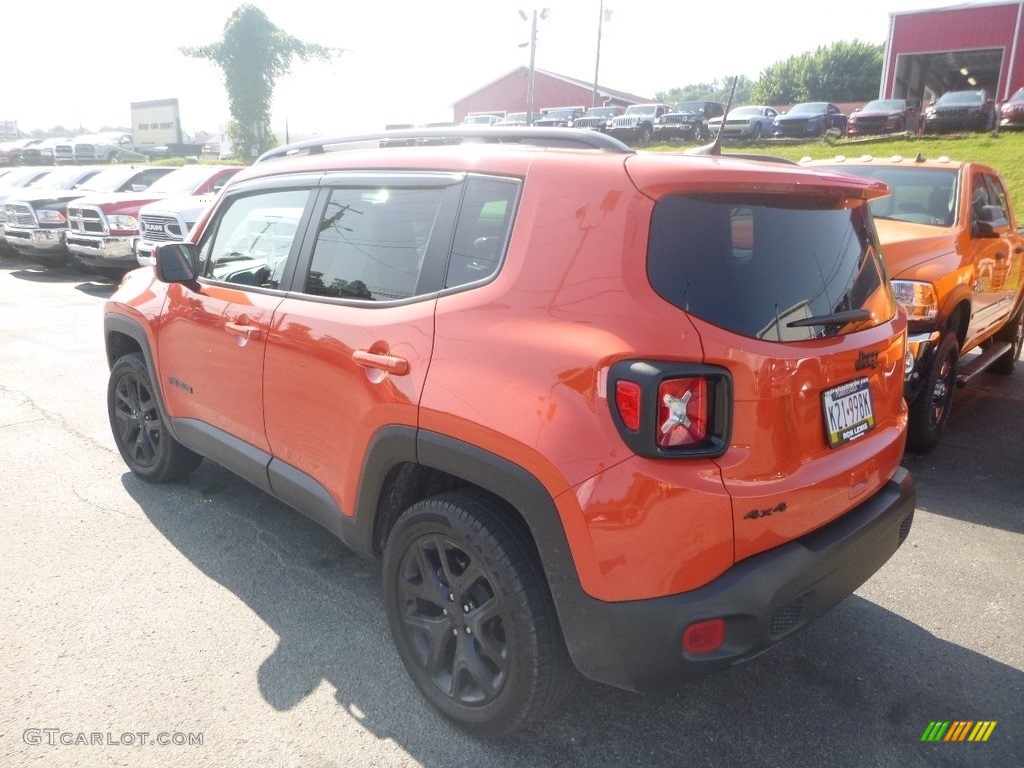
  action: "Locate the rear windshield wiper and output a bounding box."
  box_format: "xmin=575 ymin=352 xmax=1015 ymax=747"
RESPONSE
xmin=787 ymin=309 xmax=870 ymax=328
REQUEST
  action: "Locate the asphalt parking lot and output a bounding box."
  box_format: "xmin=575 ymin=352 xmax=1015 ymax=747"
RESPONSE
xmin=1 ymin=253 xmax=1021 ymax=768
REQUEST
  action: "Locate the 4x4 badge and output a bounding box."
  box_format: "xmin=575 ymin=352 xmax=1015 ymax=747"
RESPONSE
xmin=744 ymin=502 xmax=787 ymax=520
xmin=855 ymin=350 xmax=879 ymax=370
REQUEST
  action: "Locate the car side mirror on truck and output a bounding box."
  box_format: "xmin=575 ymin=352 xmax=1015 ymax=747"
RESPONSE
xmin=973 ymin=205 xmax=1010 ymax=237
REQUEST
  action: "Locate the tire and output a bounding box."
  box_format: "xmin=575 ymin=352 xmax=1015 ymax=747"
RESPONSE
xmin=907 ymin=332 xmax=959 ymax=453
xmin=107 ymin=352 xmax=203 ymax=482
xmin=750 ymin=123 xmax=762 ymax=142
xmin=989 ymin=303 xmax=1024 ymax=375
xmin=382 ymin=491 xmax=575 ymax=737
xmin=639 ymin=123 xmax=653 ymax=144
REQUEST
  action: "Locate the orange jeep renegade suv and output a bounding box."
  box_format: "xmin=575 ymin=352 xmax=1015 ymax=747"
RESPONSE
xmin=103 ymin=127 xmax=916 ymax=736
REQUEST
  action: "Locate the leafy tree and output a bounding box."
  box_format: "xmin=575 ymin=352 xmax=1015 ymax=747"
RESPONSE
xmin=181 ymin=4 xmax=338 ymax=161
xmin=751 ymin=40 xmax=883 ymax=105
xmin=658 ymin=76 xmax=752 ymax=107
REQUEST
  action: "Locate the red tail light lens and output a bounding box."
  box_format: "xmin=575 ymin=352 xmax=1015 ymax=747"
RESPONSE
xmin=682 ymin=618 xmax=725 ymax=654
xmin=615 ymin=380 xmax=641 ymax=431
xmin=657 ymin=377 xmax=708 ymax=448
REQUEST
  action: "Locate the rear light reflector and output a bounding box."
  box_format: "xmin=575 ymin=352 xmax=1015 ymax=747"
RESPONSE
xmin=615 ymin=380 xmax=641 ymax=431
xmin=657 ymin=377 xmax=708 ymax=448
xmin=682 ymin=618 xmax=725 ymax=654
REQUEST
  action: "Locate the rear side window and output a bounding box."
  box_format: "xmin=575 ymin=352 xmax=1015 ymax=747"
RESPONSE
xmin=304 ymin=186 xmax=445 ymax=301
xmin=648 ymin=195 xmax=892 ymax=341
xmin=445 ymin=177 xmax=519 ymax=289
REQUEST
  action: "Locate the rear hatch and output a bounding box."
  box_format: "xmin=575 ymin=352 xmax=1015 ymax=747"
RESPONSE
xmin=629 ymin=156 xmax=907 ymax=562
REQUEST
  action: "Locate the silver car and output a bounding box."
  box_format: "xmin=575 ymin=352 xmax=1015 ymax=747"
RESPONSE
xmin=708 ymin=106 xmax=779 ymax=141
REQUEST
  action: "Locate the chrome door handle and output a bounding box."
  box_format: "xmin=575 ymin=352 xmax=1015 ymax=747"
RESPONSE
xmin=225 ymin=322 xmax=261 ymax=340
xmin=353 ymin=350 xmax=410 ymax=376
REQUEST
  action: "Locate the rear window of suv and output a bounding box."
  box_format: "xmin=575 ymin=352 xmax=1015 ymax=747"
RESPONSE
xmin=648 ymin=195 xmax=890 ymax=340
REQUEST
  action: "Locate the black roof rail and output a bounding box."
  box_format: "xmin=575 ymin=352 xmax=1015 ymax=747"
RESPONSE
xmin=256 ymin=127 xmax=633 ymax=163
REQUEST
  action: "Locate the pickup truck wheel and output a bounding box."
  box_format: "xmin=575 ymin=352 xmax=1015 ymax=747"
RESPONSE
xmin=990 ymin=304 xmax=1024 ymax=375
xmin=907 ymin=332 xmax=959 ymax=453
xmin=108 ymin=352 xmax=203 ymax=481
xmin=383 ymin=491 xmax=574 ymax=737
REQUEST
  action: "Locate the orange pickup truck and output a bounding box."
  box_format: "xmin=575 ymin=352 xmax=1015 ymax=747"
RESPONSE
xmin=808 ymin=155 xmax=1024 ymax=452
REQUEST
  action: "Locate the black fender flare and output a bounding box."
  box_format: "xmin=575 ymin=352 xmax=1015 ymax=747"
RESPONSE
xmin=349 ymin=427 xmax=615 ymax=678
xmin=104 ymin=313 xmax=184 ymax=444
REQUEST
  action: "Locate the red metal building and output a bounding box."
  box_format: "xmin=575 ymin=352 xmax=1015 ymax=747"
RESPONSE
xmin=452 ymin=68 xmax=649 ymax=124
xmin=882 ymin=1 xmax=1024 ymax=102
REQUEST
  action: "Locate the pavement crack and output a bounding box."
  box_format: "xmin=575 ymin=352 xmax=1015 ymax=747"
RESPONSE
xmin=0 ymin=381 xmax=116 ymax=457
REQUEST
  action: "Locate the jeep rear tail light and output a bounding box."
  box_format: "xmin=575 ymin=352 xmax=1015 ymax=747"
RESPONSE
xmin=657 ymin=378 xmax=707 ymax=448
xmin=608 ymin=361 xmax=731 ymax=459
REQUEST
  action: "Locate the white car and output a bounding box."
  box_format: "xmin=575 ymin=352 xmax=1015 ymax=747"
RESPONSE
xmin=135 ymin=194 xmax=216 ymax=267
xmin=708 ymin=106 xmax=780 ymax=141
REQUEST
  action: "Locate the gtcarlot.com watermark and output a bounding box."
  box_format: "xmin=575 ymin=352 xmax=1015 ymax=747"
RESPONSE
xmin=23 ymin=728 xmax=203 ymax=747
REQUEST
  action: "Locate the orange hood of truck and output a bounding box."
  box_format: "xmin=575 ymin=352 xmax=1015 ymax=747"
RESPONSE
xmin=874 ymin=219 xmax=958 ymax=279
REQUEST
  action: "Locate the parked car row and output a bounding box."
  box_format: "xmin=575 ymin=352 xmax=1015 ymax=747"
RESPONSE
xmin=0 ymin=164 xmax=239 ymax=277
xmin=696 ymin=88 xmax=1023 ymax=143
xmin=0 ymin=132 xmax=152 ymax=167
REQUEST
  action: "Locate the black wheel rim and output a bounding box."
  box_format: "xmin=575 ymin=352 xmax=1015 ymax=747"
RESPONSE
xmin=930 ymin=350 xmax=956 ymax=428
xmin=113 ymin=370 xmax=162 ymax=469
xmin=395 ymin=534 xmax=509 ymax=707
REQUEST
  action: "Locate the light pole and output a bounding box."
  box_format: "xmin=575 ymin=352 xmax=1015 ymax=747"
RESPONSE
xmin=592 ymin=1 xmax=611 ymax=108
xmin=520 ymin=9 xmax=549 ymax=126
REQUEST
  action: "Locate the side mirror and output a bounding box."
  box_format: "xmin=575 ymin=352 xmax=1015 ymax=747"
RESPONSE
xmin=974 ymin=205 xmax=1009 ymax=237
xmin=154 ymin=242 xmax=199 ymax=283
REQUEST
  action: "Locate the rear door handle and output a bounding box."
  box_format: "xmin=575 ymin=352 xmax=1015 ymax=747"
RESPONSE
xmin=225 ymin=322 xmax=261 ymax=340
xmin=353 ymin=350 xmax=410 ymax=376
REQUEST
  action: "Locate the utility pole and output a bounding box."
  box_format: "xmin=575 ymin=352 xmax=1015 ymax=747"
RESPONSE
xmin=527 ymin=9 xmax=538 ymax=125
xmin=592 ymin=0 xmax=605 ymax=108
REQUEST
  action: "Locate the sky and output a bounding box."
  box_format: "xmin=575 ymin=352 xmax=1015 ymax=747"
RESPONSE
xmin=1 ymin=0 xmax=980 ymax=138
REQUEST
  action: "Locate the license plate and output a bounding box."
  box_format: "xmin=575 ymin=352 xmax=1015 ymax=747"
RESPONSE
xmin=822 ymin=377 xmax=875 ymax=448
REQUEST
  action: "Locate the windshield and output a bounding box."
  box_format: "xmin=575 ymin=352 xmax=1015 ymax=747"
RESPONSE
xmin=625 ymin=105 xmax=658 ymax=116
xmin=820 ymin=165 xmax=959 ymax=227
xmin=502 ymin=113 xmax=528 ymax=121
xmin=0 ymin=168 xmax=50 ymax=188
xmin=464 ymin=115 xmax=496 ymax=124
xmin=543 ymin=109 xmax=577 ymax=119
xmin=862 ymin=100 xmax=905 ymax=112
xmin=77 ymin=168 xmax=141 ymax=193
xmin=1007 ymin=87 xmax=1024 ymax=103
xmin=935 ymin=91 xmax=983 ymax=106
xmin=672 ymin=102 xmax=704 ymax=113
xmin=26 ymin=167 xmax=96 ymax=189
xmin=729 ymin=107 xmax=762 ymax=118
xmin=789 ymin=103 xmax=829 ymax=115
xmin=648 ymin=194 xmax=889 ymax=340
xmin=145 ymin=167 xmax=216 ymax=194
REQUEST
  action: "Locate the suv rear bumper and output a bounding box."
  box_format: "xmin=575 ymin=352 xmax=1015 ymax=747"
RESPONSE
xmin=561 ymin=467 xmax=915 ymax=692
